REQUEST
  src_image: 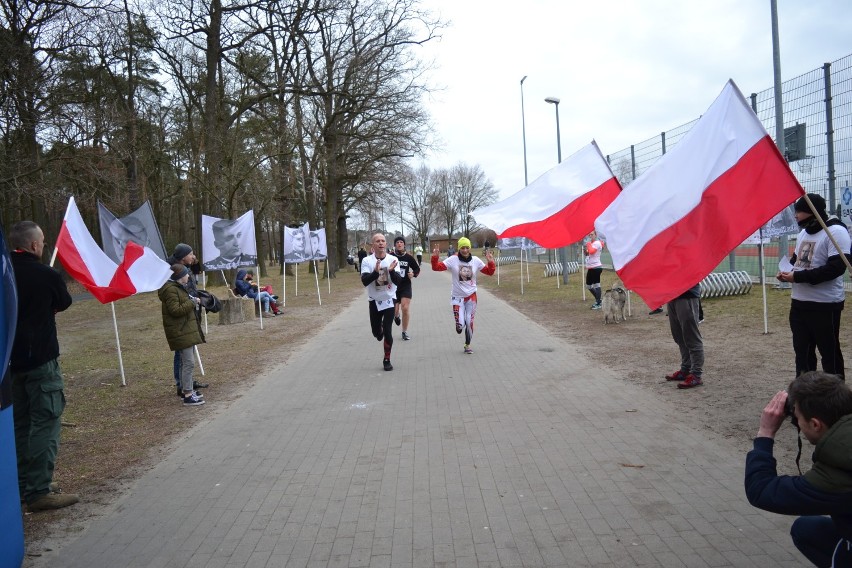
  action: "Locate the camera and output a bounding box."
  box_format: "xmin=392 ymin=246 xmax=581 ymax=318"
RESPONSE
xmin=785 ymin=395 xmax=799 ymax=428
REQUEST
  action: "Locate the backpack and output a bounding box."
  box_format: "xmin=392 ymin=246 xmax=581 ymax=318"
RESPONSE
xmin=196 ymin=290 xmax=222 ymax=313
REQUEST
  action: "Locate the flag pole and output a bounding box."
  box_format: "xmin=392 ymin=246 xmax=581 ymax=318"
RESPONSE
xmin=313 ymin=260 xmax=322 ymax=306
xmin=194 ymin=345 xmax=205 ymax=375
xmin=295 ymin=262 xmax=299 ymax=296
xmin=326 ymin=259 xmax=331 ymax=294
xmin=110 ymin=302 xmax=127 ymax=386
xmin=256 ymin=264 xmax=264 ymax=329
xmin=555 ymin=248 xmax=560 ymax=289
xmin=520 ymin=244 xmax=524 ymax=295
xmin=202 ymin=271 xmax=208 ymax=335
xmin=496 ymin=247 xmax=501 ymax=286
xmin=759 ymin=227 xmax=769 ymax=335
xmin=581 ymin=242 xmax=587 ymax=302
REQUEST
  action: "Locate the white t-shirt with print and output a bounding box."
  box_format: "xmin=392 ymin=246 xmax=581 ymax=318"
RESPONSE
xmin=361 ymin=253 xmax=401 ymax=310
xmin=791 ymin=225 xmax=851 ymax=303
xmin=442 ymin=255 xmax=487 ymax=299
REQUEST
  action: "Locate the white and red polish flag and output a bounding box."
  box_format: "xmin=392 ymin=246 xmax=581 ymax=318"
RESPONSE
xmin=595 ymin=80 xmax=804 ymax=310
xmin=470 ymin=141 xmax=621 ymax=248
xmin=56 ymin=196 xmax=172 ymax=304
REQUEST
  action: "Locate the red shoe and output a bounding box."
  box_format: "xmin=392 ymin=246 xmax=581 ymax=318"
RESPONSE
xmin=677 ymin=374 xmax=703 ymax=389
xmin=665 ymin=369 xmax=686 ymax=381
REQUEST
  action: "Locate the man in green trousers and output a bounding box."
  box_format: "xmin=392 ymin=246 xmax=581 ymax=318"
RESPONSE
xmin=9 ymin=221 xmax=79 ymax=511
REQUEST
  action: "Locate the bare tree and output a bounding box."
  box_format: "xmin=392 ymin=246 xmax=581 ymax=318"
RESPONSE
xmin=399 ymin=164 xmax=437 ymax=247
xmin=451 ymin=162 xmax=498 ymax=237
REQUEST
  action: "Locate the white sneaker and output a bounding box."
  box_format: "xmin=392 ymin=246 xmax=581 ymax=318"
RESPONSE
xmin=183 ymin=392 xmax=206 ymax=406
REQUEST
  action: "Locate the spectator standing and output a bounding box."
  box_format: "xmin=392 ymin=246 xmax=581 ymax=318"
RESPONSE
xmin=9 ymin=221 xmax=79 ymax=511
xmin=158 ymin=264 xmax=206 ymax=406
xmin=745 ymin=371 xmax=852 ymax=567
xmin=777 ymin=193 xmax=851 ymax=380
xmin=585 ymin=232 xmax=604 ymax=309
xmin=166 ymin=244 xmax=208 ymax=395
xmin=664 ymin=283 xmax=704 ymax=389
xmin=414 ymin=244 xmax=424 ymax=266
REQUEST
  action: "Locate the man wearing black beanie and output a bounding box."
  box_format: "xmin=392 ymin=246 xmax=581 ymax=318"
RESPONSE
xmin=777 ymin=193 xmax=852 ymax=380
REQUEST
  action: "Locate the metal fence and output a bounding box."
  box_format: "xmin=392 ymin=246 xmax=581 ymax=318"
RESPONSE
xmin=602 ymin=52 xmax=852 ymax=284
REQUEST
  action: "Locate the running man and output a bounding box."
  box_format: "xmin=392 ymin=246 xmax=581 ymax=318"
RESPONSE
xmin=392 ymin=236 xmax=420 ymax=340
xmin=431 ymin=237 xmax=496 ymax=354
xmin=361 ymin=232 xmax=402 ymax=371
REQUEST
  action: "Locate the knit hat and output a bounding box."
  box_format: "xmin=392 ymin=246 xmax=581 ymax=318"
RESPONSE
xmin=172 ymin=243 xmax=193 ymax=260
xmin=794 ymin=193 xmax=827 ymax=218
xmin=457 ymin=237 xmax=471 ymax=249
xmin=394 ymin=236 xmax=405 ymax=244
xmin=170 ymin=263 xmax=189 ymax=281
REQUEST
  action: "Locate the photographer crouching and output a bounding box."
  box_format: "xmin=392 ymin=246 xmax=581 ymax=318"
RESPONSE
xmin=745 ymin=371 xmax=852 ymax=567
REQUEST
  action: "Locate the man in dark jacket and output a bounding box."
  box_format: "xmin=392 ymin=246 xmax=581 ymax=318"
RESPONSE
xmin=9 ymin=221 xmax=79 ymax=511
xmin=745 ymin=371 xmax=852 ymax=567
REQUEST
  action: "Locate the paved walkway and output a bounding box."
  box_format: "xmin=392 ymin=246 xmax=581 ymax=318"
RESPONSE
xmin=46 ymin=267 xmax=802 ymax=567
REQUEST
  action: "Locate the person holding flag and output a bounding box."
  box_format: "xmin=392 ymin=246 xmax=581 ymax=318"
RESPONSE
xmin=9 ymin=221 xmax=80 ymax=511
xmin=777 ymin=193 xmax=851 ymax=381
xmin=431 ymin=237 xmax=496 ymax=354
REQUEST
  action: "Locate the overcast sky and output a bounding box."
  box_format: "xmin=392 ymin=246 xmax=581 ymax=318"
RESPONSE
xmin=415 ymin=0 xmax=851 ymax=200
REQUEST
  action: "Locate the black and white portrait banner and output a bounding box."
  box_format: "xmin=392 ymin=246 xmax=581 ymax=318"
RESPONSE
xmin=201 ymin=211 xmax=258 ymax=270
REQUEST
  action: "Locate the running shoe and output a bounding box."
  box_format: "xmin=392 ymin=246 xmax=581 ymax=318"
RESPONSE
xmin=590 ymin=303 xmax=602 ymax=310
xmin=383 ymin=359 xmax=393 ymax=371
xmin=464 ymin=345 xmax=473 ymax=354
xmin=665 ymin=370 xmax=686 ymax=381
xmin=677 ymin=374 xmax=703 ymax=389
xmin=402 ymin=332 xmax=410 ymax=340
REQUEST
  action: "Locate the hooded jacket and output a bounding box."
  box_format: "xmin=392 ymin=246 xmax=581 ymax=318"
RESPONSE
xmin=745 ymin=414 xmax=852 ymax=539
xmin=234 ymin=269 xmax=258 ymax=299
xmin=157 ymin=280 xmax=205 ymax=351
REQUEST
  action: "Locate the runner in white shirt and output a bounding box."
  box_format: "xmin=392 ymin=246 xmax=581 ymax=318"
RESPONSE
xmin=361 ymin=232 xmax=402 ymax=371
xmin=431 ymin=237 xmax=496 ymax=354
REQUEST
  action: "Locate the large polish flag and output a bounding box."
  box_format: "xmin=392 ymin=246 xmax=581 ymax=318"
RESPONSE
xmin=470 ymin=141 xmax=621 ymax=248
xmin=56 ymin=197 xmax=172 ymax=304
xmin=595 ymin=80 xmax=804 ymax=309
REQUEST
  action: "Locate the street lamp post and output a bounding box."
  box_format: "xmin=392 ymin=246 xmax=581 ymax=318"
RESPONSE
xmin=545 ymin=96 xmax=562 ymax=163
xmin=520 ymin=76 xmax=529 ymax=186
xmin=545 ymin=96 xmax=568 ymax=284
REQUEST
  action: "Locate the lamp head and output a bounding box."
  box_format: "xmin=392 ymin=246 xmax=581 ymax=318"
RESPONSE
xmin=545 ymin=96 xmax=560 ymax=105
xmin=521 ymin=75 xmax=527 ymax=84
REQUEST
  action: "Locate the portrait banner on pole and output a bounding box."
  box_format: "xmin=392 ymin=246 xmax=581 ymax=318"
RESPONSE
xmin=98 ymin=201 xmax=167 ymax=263
xmin=283 ymin=223 xmax=311 ymax=263
xmin=201 ymin=211 xmax=258 ymax=271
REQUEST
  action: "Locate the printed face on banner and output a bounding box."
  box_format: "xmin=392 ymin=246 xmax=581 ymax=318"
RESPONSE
xmin=201 ymin=211 xmax=258 ymax=270
xmin=308 ymin=229 xmax=328 ymax=260
xmin=742 ymin=204 xmax=799 ymax=245
xmin=283 ymin=223 xmax=311 ymax=263
xmin=98 ymin=202 xmax=167 ymax=263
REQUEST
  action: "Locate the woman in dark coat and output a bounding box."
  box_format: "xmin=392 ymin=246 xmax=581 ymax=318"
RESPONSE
xmin=158 ymin=264 xmax=206 ymax=406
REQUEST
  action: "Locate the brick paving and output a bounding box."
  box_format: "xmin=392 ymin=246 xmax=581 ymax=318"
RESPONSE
xmin=46 ymin=267 xmax=802 ymax=567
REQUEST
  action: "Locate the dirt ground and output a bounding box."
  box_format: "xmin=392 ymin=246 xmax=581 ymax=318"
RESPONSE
xmin=479 ymin=268 xmax=830 ymax=476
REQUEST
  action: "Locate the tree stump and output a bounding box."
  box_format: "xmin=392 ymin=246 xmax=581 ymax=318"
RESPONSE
xmin=218 ymin=297 xmax=256 ymax=324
